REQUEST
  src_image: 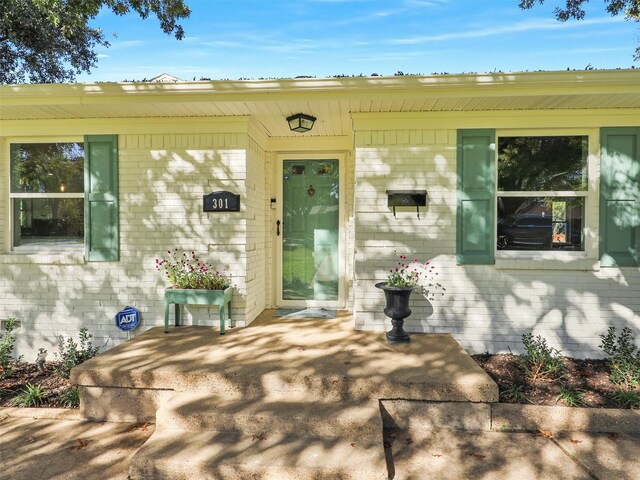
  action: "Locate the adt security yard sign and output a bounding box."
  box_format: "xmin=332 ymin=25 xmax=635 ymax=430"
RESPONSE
xmin=115 ymin=306 xmax=140 ymax=332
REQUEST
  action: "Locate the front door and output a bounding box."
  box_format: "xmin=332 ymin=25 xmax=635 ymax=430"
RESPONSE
xmin=278 ymin=158 xmax=340 ymax=306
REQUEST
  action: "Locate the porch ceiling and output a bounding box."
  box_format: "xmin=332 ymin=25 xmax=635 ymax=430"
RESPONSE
xmin=2 ymin=70 xmax=640 ymax=137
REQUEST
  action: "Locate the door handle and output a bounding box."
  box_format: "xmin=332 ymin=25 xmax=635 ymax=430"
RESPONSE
xmin=276 ymin=220 xmax=281 ymax=236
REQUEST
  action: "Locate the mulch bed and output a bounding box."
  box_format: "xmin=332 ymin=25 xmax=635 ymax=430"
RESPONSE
xmin=1 ymin=356 xmax=636 ymax=410
xmin=472 ymin=353 xmax=633 ymax=409
xmin=0 ymin=361 xmax=73 ymax=408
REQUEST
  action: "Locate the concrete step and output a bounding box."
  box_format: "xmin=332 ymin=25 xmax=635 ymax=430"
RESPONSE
xmin=128 ymin=430 xmax=389 ymax=480
xmin=383 ymin=428 xmax=591 ymax=480
xmin=380 ymin=400 xmax=492 ymax=437
xmin=72 ymin=325 xmax=498 ymax=407
xmin=157 ymin=391 xmax=383 ymax=441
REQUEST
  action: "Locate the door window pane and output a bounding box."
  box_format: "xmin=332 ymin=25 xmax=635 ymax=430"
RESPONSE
xmin=282 ymin=160 xmax=339 ymax=301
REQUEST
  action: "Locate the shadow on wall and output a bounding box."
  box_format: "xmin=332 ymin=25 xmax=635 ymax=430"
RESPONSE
xmin=354 ymin=138 xmax=640 ymax=358
xmin=1 ymin=142 xmax=249 ymax=357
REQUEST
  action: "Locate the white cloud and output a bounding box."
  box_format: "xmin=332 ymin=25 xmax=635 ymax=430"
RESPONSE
xmin=389 ymin=16 xmax=626 ymax=45
xmin=108 ymin=40 xmax=148 ymax=49
xmin=404 ymin=0 xmax=448 ymax=7
xmin=351 ymin=50 xmax=431 ymax=62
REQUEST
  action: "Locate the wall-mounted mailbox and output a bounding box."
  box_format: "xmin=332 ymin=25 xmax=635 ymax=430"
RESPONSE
xmin=386 ymin=189 xmax=427 ymax=218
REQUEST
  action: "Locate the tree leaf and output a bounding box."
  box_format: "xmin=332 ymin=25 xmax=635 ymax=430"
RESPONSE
xmin=68 ymin=438 xmax=88 ymax=450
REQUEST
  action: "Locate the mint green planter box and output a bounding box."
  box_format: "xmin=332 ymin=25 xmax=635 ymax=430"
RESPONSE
xmin=164 ymin=287 xmax=233 ymax=335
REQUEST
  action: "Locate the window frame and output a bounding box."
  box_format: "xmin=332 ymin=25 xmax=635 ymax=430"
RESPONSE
xmin=6 ymin=136 xmax=85 ymax=254
xmin=494 ymin=128 xmax=599 ymax=260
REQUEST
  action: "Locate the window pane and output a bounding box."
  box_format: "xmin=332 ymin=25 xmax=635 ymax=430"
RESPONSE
xmin=497 ymin=197 xmax=584 ymax=251
xmin=11 ymin=143 xmax=84 ymax=193
xmin=498 ymin=136 xmax=587 ymax=191
xmin=13 ymin=198 xmax=84 ymax=247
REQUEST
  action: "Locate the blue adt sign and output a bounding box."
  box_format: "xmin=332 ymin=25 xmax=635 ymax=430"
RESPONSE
xmin=115 ymin=306 xmax=140 ymax=332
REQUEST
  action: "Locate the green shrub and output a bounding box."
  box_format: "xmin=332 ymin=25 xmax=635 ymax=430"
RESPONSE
xmin=55 ymin=328 xmax=100 ymax=379
xmin=599 ymin=326 xmax=640 ymax=389
xmin=500 ymin=382 xmax=531 ymax=403
xmin=519 ymin=333 xmax=564 ymax=380
xmin=556 ymin=385 xmax=586 ymax=407
xmin=615 ymin=389 xmax=640 ymax=409
xmin=12 ymin=383 xmax=46 ymax=407
xmin=0 ymin=318 xmax=18 ymax=377
xmin=61 ymin=387 xmax=80 ymax=408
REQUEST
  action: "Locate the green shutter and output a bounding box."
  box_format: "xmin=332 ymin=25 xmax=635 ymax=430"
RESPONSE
xmin=600 ymin=128 xmax=640 ymax=267
xmin=456 ymin=129 xmax=496 ymax=265
xmin=84 ymin=135 xmax=119 ymax=262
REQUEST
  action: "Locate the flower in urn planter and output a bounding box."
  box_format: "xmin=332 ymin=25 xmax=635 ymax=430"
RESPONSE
xmin=377 ymin=254 xmax=439 ymax=343
xmin=385 ymin=255 xmax=436 ymax=291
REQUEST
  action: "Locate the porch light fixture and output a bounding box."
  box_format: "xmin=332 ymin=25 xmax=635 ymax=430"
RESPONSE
xmin=287 ymin=113 xmax=316 ymax=133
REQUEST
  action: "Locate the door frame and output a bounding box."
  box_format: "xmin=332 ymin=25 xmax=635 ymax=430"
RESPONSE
xmin=275 ymin=152 xmax=346 ymax=309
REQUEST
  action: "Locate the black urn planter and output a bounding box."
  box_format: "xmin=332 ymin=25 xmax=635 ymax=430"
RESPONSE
xmin=375 ymin=282 xmax=416 ymax=343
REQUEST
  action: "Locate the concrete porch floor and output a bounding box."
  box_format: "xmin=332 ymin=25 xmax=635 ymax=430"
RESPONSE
xmin=72 ymin=309 xmax=498 ymax=422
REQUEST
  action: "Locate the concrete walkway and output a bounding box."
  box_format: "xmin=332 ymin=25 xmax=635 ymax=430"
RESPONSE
xmin=3 ymin=312 xmax=639 ymax=479
xmin=385 ymin=427 xmax=640 ymax=480
xmin=2 ymin=409 xmax=639 ymax=480
xmin=0 ymin=411 xmax=154 ymax=480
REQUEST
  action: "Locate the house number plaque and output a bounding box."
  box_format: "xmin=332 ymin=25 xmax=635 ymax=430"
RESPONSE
xmin=203 ymin=191 xmax=241 ymax=212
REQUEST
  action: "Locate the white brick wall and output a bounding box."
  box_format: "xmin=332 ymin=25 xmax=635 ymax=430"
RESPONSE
xmin=244 ymin=137 xmax=269 ymax=320
xmin=0 ymin=132 xmax=258 ymax=358
xmin=3 ymin=119 xmax=639 ymax=360
xmin=353 ymin=128 xmax=640 ymax=358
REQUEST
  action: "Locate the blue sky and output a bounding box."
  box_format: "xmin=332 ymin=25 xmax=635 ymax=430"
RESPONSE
xmin=78 ymin=0 xmax=639 ymax=82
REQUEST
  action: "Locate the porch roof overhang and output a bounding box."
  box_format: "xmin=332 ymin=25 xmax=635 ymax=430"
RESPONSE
xmin=2 ymin=69 xmax=640 ymax=137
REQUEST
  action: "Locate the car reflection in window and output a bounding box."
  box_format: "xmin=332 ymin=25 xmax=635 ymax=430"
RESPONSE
xmin=497 ymin=197 xmax=584 ymax=251
xmin=498 ymin=213 xmax=553 ymax=250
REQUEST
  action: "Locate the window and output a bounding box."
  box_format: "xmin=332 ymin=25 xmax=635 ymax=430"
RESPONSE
xmin=10 ymin=143 xmax=85 ymax=251
xmin=497 ymin=136 xmax=587 ymax=251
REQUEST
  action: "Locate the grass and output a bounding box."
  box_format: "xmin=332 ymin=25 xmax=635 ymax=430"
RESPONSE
xmin=11 ymin=383 xmax=46 ymax=407
xmin=614 ymin=389 xmax=640 ymax=409
xmin=556 ymin=385 xmax=586 ymax=407
xmin=60 ymin=387 xmax=80 ymax=408
xmin=500 ymin=382 xmax=532 ymax=403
